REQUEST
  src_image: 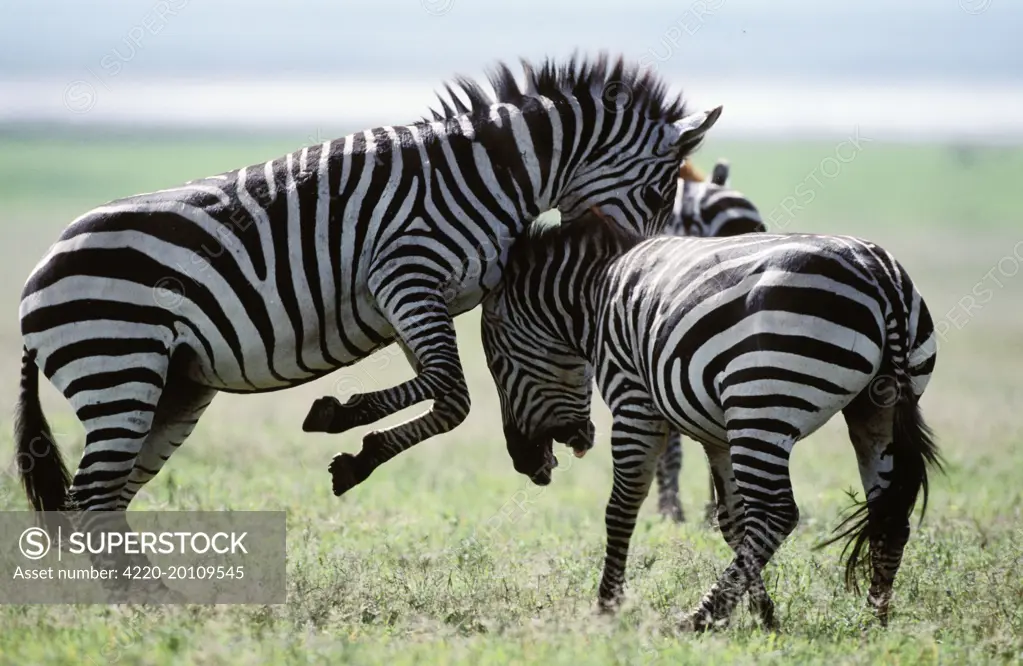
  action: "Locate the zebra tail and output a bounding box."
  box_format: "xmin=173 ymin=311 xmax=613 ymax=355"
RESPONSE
xmin=817 ymin=318 xmax=944 ymax=593
xmin=15 ymin=347 xmax=71 ymax=512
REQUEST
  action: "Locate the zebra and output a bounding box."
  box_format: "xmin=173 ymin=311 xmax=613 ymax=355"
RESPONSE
xmin=656 ymin=158 xmax=767 ymax=525
xmin=479 ymin=210 xmax=940 ymax=630
xmin=16 ymin=53 xmax=723 ymax=524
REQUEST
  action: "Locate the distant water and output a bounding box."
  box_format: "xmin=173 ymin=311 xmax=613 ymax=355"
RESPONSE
xmin=3 ymin=77 xmax=1023 ymax=143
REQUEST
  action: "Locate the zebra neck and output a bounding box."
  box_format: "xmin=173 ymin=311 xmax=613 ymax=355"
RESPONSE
xmin=536 ymin=251 xmax=612 ymax=361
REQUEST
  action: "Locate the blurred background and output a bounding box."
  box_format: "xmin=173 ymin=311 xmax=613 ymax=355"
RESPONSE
xmin=2 ymin=0 xmax=1022 ymax=138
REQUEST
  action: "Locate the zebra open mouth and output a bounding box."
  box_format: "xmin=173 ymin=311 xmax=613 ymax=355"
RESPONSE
xmin=550 ymin=420 xmax=595 ymax=459
xmin=505 ymin=419 xmax=593 ymax=486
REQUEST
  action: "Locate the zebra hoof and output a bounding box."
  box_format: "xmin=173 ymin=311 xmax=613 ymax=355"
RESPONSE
xmin=304 ymin=396 xmax=366 ymax=434
xmin=658 ymin=498 xmax=685 ymax=523
xmin=597 ymin=593 xmax=622 ymax=615
xmin=329 ymin=453 xmax=367 ymax=497
xmin=303 ymin=396 xmax=341 ymax=432
xmin=680 ymin=609 xmax=715 ymax=633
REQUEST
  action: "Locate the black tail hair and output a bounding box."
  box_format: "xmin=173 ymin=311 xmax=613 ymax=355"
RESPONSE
xmin=14 ymin=347 xmax=70 ymax=512
xmin=816 ymin=399 xmax=943 ymax=593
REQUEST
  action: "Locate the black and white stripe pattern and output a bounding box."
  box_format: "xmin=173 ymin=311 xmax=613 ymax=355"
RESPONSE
xmin=657 ymin=158 xmax=767 ymax=524
xmin=16 ymin=53 xmax=723 ymax=515
xmin=480 ymin=213 xmax=941 ymax=630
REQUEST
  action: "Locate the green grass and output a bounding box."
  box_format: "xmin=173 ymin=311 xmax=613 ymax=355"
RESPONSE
xmin=0 ymin=129 xmax=1022 ymax=664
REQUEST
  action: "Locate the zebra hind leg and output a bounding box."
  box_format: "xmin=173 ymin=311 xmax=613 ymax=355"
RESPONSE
xmin=655 ymin=432 xmax=684 ymax=523
xmin=64 ymin=354 xmax=169 ymax=511
xmin=56 ymin=348 xmax=186 ymax=600
xmin=118 ymin=377 xmax=217 ymax=509
xmin=684 ymin=431 xmax=799 ymax=632
xmin=704 ymin=445 xmax=778 ymax=631
xmin=829 ymin=392 xmax=940 ymax=627
xmin=304 ymin=290 xmax=470 ymax=497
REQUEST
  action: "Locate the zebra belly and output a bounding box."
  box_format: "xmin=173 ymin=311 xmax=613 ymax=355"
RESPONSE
xmin=172 ymin=284 xmax=397 ymax=393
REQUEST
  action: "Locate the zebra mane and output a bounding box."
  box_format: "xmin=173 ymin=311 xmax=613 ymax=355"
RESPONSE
xmin=515 ymin=209 xmax=644 ymax=264
xmin=424 ymin=52 xmax=690 ymax=124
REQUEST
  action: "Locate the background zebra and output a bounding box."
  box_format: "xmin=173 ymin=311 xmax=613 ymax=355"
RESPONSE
xmin=16 ymin=53 xmax=722 ymax=520
xmin=479 ymin=211 xmax=940 ymax=630
xmin=656 ymin=158 xmax=767 ymax=524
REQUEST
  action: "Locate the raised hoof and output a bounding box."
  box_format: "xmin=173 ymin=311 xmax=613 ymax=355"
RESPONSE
xmin=303 ymin=396 xmax=343 ymax=433
xmin=303 ymin=396 xmax=368 ymax=434
xmin=329 ymin=453 xmax=363 ymax=497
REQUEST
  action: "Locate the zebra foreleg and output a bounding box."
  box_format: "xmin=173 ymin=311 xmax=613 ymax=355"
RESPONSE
xmin=302 ymin=342 xmax=423 ymax=436
xmin=307 ymin=291 xmax=471 ymax=496
xmin=597 ymin=411 xmax=669 ymax=612
xmin=655 ymin=432 xmax=684 ymax=523
xmin=684 ymin=433 xmax=798 ymax=632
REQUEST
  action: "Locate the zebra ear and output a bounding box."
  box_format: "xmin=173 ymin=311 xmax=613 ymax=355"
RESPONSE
xmin=669 ymin=106 xmax=723 ymax=154
xmin=711 ymin=159 xmax=730 ymax=185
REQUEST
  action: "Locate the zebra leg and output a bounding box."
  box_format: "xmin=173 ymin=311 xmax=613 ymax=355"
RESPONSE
xmin=117 ymin=379 xmax=217 ymax=509
xmin=57 ymin=351 xmax=186 ymax=600
xmin=704 ymin=465 xmax=718 ymax=527
xmin=705 ymin=445 xmax=778 ymax=630
xmin=684 ymin=433 xmax=798 ymax=631
xmin=597 ymin=412 xmax=670 ymax=612
xmin=305 ymin=291 xmax=470 ymax=496
xmin=655 ymin=432 xmax=684 ymax=523
xmin=64 ymin=354 xmax=170 ymax=511
xmin=843 ymin=398 xmax=904 ymax=626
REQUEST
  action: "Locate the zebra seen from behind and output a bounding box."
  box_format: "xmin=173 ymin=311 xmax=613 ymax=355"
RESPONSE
xmin=480 ymin=210 xmax=940 ymax=630
xmin=17 ymin=53 xmax=722 ymax=523
xmin=656 ymin=158 xmax=767 ymax=524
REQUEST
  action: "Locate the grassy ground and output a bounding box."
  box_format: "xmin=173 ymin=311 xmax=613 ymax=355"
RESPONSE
xmin=0 ymin=129 xmax=1021 ymax=664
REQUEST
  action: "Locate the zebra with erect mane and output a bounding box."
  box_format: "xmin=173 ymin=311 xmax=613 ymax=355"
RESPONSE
xmin=16 ymin=53 xmax=723 ymax=520
xmin=656 ymin=158 xmax=767 ymax=524
xmin=480 ymin=210 xmax=940 ymax=630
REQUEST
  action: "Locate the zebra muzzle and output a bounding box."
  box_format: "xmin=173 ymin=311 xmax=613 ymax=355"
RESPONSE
xmin=550 ymin=420 xmax=595 ymax=460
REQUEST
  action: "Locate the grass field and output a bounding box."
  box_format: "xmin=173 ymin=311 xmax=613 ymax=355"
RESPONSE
xmin=0 ymin=128 xmax=1021 ymax=664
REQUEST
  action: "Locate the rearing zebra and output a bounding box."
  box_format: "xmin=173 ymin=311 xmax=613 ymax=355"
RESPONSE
xmin=16 ymin=53 xmax=722 ymax=513
xmin=657 ymin=158 xmax=767 ymax=524
xmin=480 ymin=211 xmax=940 ymax=630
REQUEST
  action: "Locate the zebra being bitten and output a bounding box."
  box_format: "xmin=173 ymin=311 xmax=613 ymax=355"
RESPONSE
xmin=16 ymin=53 xmax=723 ymax=518
xmin=657 ymin=158 xmax=767 ymax=524
xmin=480 ymin=211 xmax=940 ymax=631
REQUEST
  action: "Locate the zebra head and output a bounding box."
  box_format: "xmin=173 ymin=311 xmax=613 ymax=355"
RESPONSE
xmin=671 ymin=159 xmax=767 ymax=238
xmin=555 ymin=103 xmax=723 ymax=237
xmin=429 ymin=53 xmax=722 ymax=237
xmin=481 ymin=295 xmax=596 ymax=486
xmin=481 ymin=212 xmax=638 ymax=486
